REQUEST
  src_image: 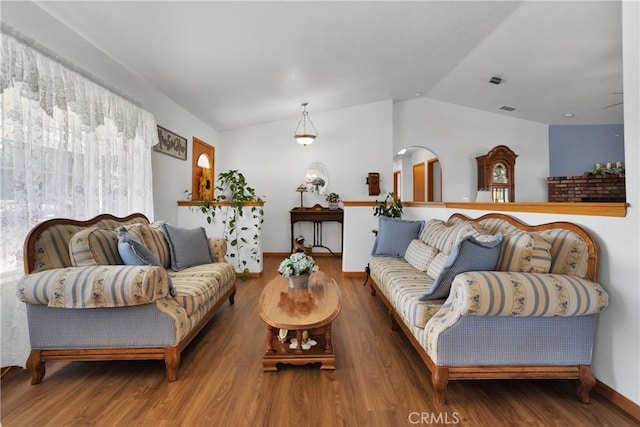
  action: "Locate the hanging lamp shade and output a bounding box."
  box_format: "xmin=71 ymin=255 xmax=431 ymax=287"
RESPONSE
xmin=294 ymin=102 xmax=318 ymax=146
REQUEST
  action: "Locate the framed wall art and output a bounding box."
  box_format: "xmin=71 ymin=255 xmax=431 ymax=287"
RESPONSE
xmin=155 ymin=125 xmax=187 ymax=160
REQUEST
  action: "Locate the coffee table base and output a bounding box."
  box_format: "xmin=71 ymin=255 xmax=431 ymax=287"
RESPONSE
xmin=263 ymin=325 xmax=336 ymax=371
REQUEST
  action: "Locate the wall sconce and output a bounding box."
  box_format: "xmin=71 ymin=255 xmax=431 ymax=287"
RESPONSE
xmin=197 ymin=153 xmax=213 ymax=200
xmin=294 ymin=102 xmax=318 ymax=146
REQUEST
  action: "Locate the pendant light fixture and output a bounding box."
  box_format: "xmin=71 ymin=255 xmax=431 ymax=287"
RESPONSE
xmin=294 ymin=102 xmax=318 ymax=146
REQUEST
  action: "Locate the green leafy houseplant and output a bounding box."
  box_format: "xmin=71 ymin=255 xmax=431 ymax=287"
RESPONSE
xmin=373 ymin=192 xmax=403 ymax=218
xmin=198 ymin=170 xmax=264 ymax=280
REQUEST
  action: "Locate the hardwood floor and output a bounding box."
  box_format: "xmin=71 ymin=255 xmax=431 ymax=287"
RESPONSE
xmin=2 ymin=255 xmax=637 ymax=426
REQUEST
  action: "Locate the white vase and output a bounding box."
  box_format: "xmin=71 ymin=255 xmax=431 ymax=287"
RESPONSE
xmin=288 ymin=274 xmax=310 ymax=289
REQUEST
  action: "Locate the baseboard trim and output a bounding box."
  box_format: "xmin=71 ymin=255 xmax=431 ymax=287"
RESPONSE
xmin=342 ymin=271 xmax=366 ymax=278
xmin=237 ymin=272 xmax=263 ymax=278
xmin=264 ymin=252 xmax=290 ymax=258
xmin=595 ymin=380 xmax=640 ymax=422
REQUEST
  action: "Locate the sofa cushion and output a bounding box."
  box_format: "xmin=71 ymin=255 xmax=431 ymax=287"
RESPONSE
xmin=162 ymin=224 xmax=213 ymax=271
xmin=125 ymin=222 xmax=172 ymax=269
xmin=448 ymin=271 xmax=609 ymax=317
xmin=536 ymin=229 xmax=590 ymax=278
xmin=117 ymin=227 xmax=162 ymax=267
xmin=371 ymin=217 xmax=424 ymax=258
xmin=419 ymin=219 xmax=491 ymax=254
xmin=208 ymin=237 xmax=228 ymax=263
xmin=426 ymin=252 xmax=448 ymax=279
xmin=420 ymin=233 xmax=502 ymax=300
xmin=406 ymin=297 xmax=447 ymax=329
xmin=17 ymin=265 xmax=170 ymax=308
xmin=169 ymin=263 xmax=236 ymax=317
xmin=477 ymin=217 xmax=522 ymax=237
xmin=69 ymin=228 xmax=121 ymax=266
xmin=497 ymin=232 xmax=552 ymax=273
xmin=31 ymin=217 xmax=148 ymax=273
xmin=404 ymin=239 xmax=438 ymax=272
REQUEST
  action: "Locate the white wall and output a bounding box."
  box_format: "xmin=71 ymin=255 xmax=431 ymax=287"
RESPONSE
xmin=394 ymin=98 xmax=549 ymax=202
xmin=1 ymin=2 xmax=220 ymax=225
xmin=178 ymin=206 xmax=263 ymax=274
xmin=219 ymin=100 xmax=393 ymax=254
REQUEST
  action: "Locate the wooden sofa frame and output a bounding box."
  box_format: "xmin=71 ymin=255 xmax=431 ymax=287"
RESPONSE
xmin=22 ymin=213 xmax=237 ymax=384
xmin=367 ymin=212 xmax=600 ymax=405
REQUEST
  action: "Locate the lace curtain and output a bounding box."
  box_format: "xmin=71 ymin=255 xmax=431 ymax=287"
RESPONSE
xmin=0 ymin=29 xmax=159 ymax=368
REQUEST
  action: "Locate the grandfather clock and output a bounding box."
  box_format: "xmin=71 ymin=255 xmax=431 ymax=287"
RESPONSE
xmin=476 ymin=145 xmax=517 ymax=202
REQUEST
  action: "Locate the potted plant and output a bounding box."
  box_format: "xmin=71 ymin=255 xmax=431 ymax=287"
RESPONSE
xmin=197 ymin=169 xmax=264 ymax=280
xmin=373 ymin=192 xmax=403 ymax=218
xmin=277 ymin=252 xmax=319 ymax=288
xmin=325 ymin=192 xmax=341 ymax=210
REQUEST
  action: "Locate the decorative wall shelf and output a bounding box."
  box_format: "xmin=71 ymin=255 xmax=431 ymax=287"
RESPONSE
xmin=343 ymin=201 xmax=627 ymax=217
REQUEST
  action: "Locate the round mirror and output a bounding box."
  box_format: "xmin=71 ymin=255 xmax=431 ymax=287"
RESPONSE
xmin=306 ymin=162 xmax=329 ymax=195
xmin=393 ymin=146 xmax=442 ymax=202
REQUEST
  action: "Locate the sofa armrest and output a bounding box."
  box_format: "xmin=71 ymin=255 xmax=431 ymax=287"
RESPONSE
xmin=17 ymin=265 xmax=170 ymax=308
xmin=208 ymin=237 xmax=228 ymax=262
xmin=449 ymin=271 xmax=609 ymax=317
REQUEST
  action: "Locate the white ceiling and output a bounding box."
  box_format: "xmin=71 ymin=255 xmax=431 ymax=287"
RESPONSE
xmin=34 ymin=1 xmax=623 ymax=131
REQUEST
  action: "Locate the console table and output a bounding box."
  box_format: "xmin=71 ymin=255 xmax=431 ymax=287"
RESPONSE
xmin=290 ymin=204 xmax=343 ymax=256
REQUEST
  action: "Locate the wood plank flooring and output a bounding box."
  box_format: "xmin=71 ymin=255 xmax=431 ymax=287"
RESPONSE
xmin=2 ymin=256 xmax=637 ymax=426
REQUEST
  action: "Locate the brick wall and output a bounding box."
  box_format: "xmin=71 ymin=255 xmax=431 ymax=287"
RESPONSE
xmin=547 ymin=175 xmax=626 ymax=202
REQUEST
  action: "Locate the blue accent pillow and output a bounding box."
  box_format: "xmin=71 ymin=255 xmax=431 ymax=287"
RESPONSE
xmin=117 ymin=227 xmax=175 ymax=296
xmin=419 ymin=232 xmax=503 ymax=300
xmin=371 ymin=217 xmax=425 ymax=258
xmin=162 ymin=223 xmax=213 ymax=271
xmin=117 ymin=227 xmax=162 ymax=267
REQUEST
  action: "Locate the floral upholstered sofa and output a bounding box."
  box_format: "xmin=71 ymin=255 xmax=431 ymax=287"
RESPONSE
xmin=367 ymin=212 xmax=608 ymax=404
xmin=16 ymin=213 xmax=236 ymax=383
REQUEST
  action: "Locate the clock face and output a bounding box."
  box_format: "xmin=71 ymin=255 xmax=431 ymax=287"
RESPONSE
xmin=492 ymin=163 xmax=507 ymax=183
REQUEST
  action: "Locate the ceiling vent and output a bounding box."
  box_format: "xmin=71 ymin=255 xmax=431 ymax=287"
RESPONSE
xmin=499 ymin=105 xmax=517 ymax=112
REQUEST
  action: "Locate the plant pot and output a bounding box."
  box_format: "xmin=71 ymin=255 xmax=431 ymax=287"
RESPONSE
xmin=288 ymin=274 xmax=310 ymax=289
xmin=328 ymin=202 xmax=339 ymax=210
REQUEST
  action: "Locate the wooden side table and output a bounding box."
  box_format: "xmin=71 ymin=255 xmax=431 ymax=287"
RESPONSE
xmin=290 ymin=204 xmax=343 ymax=256
xmin=258 ymin=272 xmax=342 ymax=371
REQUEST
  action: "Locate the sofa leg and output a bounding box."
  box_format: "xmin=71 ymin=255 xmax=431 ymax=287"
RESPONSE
xmin=390 ymin=312 xmax=400 ymax=331
xmin=432 ymin=366 xmax=449 ymax=405
xmin=228 ymin=289 xmax=236 ymax=305
xmin=576 ymin=365 xmax=596 ymax=403
xmin=165 ymin=347 xmax=180 ymax=382
xmin=26 ymin=350 xmax=45 ymax=385
xmin=363 ymin=264 xmax=370 ymax=286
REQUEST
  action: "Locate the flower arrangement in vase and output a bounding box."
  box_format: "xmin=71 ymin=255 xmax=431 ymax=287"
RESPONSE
xmin=325 ymin=192 xmax=341 ymax=210
xmin=277 ymin=252 xmax=319 ymax=288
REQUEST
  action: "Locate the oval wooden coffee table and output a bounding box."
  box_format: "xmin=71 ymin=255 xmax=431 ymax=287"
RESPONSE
xmin=258 ymin=271 xmax=342 ymax=371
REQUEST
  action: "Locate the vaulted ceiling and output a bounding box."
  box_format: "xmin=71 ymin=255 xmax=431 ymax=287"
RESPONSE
xmin=32 ymin=1 xmax=623 ymax=130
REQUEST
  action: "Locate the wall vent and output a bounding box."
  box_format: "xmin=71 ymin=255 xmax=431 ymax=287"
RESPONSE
xmin=499 ymin=105 xmax=517 ymax=112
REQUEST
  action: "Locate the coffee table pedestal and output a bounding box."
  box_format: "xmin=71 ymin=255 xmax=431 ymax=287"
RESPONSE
xmin=259 ymin=273 xmax=342 ymax=372
xmin=262 ymin=324 xmax=336 ymax=371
